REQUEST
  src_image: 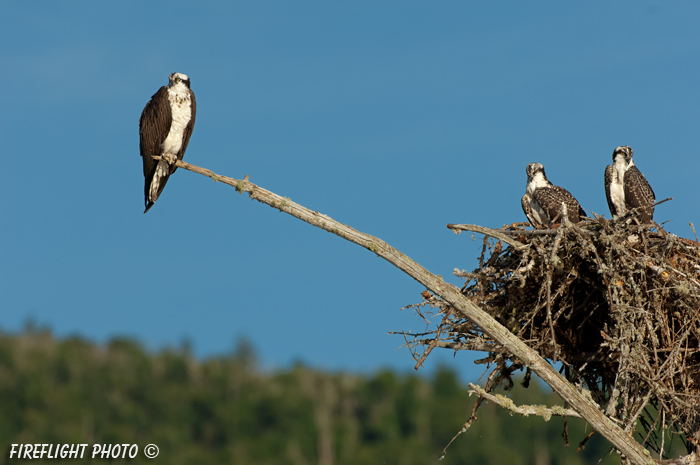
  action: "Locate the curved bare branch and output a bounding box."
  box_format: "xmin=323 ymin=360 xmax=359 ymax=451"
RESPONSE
xmin=157 ymin=156 xmax=656 ymax=465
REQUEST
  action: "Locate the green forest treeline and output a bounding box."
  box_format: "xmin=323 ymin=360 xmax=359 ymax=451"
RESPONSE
xmin=1 ymin=326 xmax=623 ymax=464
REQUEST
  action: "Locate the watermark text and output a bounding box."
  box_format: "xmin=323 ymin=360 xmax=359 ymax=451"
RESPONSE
xmin=9 ymin=443 xmax=159 ymax=459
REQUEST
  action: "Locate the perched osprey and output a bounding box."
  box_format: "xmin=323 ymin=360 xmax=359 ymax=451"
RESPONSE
xmin=521 ymin=162 xmax=586 ymax=228
xmin=604 ymin=146 xmax=656 ymax=223
xmin=139 ymin=72 xmax=196 ymax=213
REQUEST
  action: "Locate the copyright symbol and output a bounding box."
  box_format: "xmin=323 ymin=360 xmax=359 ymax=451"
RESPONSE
xmin=144 ymin=444 xmax=159 ymax=458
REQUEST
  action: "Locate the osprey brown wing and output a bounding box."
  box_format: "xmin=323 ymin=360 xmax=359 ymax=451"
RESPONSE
xmin=139 ymin=87 xmax=172 ymax=174
xmin=521 ymin=194 xmax=537 ymax=227
xmin=533 ymin=186 xmax=585 ymax=223
xmin=139 ymin=86 xmax=172 ymax=207
xmin=604 ymin=164 xmax=620 ymax=218
xmin=623 ymin=165 xmax=656 ymax=223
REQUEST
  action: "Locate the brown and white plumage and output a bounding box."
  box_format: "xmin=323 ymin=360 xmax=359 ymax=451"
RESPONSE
xmin=140 ymin=72 xmax=196 ymax=213
xmin=521 ymin=162 xmax=586 ymax=228
xmin=604 ymin=146 xmax=655 ymax=223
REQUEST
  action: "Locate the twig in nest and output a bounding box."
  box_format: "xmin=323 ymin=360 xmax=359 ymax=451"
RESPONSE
xmin=414 ymin=314 xmax=448 ymax=370
xmin=577 ymin=430 xmax=596 ymax=453
xmin=447 ymin=223 xmax=527 ymax=251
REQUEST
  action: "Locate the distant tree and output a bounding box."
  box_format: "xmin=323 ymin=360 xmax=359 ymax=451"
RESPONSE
xmin=232 ymin=336 xmax=257 ymax=369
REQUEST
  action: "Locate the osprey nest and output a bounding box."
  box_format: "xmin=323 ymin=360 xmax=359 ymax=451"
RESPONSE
xmin=402 ymin=216 xmax=700 ymax=454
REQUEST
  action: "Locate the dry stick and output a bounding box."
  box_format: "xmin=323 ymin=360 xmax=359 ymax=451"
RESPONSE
xmin=503 ymin=228 xmax=567 ymax=236
xmin=414 ymin=316 xmax=447 ymax=370
xmin=652 ymin=198 xmax=673 ymax=208
xmin=419 ymin=339 xmax=501 ymax=353
xmin=447 ymin=223 xmax=527 ymax=250
xmin=160 ymin=157 xmax=656 ymax=465
xmin=468 ymin=383 xmax=583 ymax=419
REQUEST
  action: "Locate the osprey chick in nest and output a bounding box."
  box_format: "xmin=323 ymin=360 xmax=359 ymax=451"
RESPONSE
xmin=604 ymin=145 xmax=656 ymax=223
xmin=521 ymin=162 xmax=586 ymax=228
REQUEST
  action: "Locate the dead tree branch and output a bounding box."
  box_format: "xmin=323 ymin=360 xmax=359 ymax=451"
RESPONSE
xmin=159 ymin=156 xmax=656 ymax=465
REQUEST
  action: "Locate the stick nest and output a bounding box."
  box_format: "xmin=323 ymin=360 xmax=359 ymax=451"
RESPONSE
xmin=403 ymin=217 xmax=700 ymax=452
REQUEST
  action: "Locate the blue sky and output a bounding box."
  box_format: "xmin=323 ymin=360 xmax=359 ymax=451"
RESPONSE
xmin=1 ymin=2 xmax=698 ymax=380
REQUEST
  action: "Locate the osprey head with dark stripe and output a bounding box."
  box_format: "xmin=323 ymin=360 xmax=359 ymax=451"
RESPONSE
xmin=604 ymin=145 xmax=656 ymax=223
xmin=521 ymin=162 xmax=587 ymax=228
xmin=139 ymin=72 xmax=196 ymax=213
